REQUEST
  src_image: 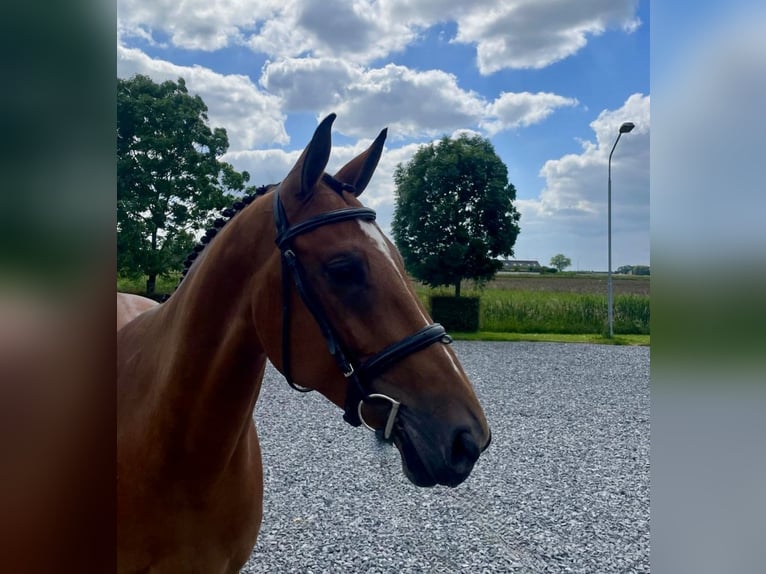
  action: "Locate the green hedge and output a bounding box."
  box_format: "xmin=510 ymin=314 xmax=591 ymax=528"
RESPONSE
xmin=430 ymin=296 xmax=480 ymax=332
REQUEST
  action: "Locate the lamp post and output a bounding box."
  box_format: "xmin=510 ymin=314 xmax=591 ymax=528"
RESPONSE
xmin=607 ymin=121 xmax=635 ymax=338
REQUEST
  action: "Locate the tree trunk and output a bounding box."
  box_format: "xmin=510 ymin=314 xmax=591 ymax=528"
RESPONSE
xmin=454 ymin=280 xmax=461 ymax=298
xmin=146 ymin=274 xmax=157 ymax=296
xmin=147 ymin=224 xmax=158 ymax=296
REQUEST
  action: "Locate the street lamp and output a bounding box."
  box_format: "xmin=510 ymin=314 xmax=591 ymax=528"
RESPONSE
xmin=607 ymin=121 xmax=635 ymax=338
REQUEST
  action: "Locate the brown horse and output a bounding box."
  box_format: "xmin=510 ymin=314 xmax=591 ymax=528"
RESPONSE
xmin=117 ymin=114 xmax=491 ymax=573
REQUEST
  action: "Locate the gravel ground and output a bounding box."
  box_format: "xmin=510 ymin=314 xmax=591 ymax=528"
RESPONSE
xmin=241 ymin=342 xmax=650 ymax=573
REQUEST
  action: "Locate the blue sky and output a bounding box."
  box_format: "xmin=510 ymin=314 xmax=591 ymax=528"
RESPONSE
xmin=118 ymin=0 xmax=650 ymax=271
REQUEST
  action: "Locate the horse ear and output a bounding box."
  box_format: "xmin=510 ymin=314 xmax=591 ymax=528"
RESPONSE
xmin=291 ymin=113 xmax=336 ymax=201
xmin=333 ymin=127 xmax=387 ymax=197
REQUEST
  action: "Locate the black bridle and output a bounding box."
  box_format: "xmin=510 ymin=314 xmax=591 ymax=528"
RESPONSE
xmin=273 ymin=174 xmax=453 ymax=439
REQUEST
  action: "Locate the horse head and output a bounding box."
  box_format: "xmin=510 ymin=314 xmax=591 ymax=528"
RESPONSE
xmin=253 ymin=114 xmax=491 ymax=487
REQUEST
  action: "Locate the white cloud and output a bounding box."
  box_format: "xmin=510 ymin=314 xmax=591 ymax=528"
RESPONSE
xmin=259 ymin=58 xmax=360 ymax=111
xmin=482 ymin=92 xmax=579 ymax=134
xmin=454 ymin=0 xmax=640 ymax=73
xmin=117 ymin=45 xmax=288 ymax=150
xmin=119 ymin=0 xmax=641 ymax=74
xmin=514 ymin=94 xmax=649 ymax=270
xmin=245 ymin=0 xmax=420 ymax=63
xmin=243 ymin=3 xmax=312 ymax=60
xmin=261 ymin=59 xmax=576 ymax=140
xmin=118 ymin=0 xmax=282 ymax=51
xmin=294 ymin=0 xmax=416 ymax=62
xmin=329 ymin=65 xmax=488 ymax=139
xmin=223 ymin=149 xmax=303 ymax=188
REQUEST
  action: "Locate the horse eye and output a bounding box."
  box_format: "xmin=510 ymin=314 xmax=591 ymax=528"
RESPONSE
xmin=324 ymin=258 xmax=365 ymax=285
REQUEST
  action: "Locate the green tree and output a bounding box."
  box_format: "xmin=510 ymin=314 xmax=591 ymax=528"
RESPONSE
xmin=392 ymin=134 xmax=521 ymax=297
xmin=550 ymin=253 xmax=572 ymax=272
xmin=117 ymin=75 xmax=252 ymax=295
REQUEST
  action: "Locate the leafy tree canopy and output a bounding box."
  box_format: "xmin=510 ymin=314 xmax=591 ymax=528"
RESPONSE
xmin=550 ymin=253 xmax=572 ymax=272
xmin=392 ymin=134 xmax=521 ymax=296
xmin=117 ymin=74 xmax=252 ymax=294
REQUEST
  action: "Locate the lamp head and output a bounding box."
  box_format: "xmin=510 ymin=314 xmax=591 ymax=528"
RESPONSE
xmin=619 ymin=122 xmax=635 ymax=134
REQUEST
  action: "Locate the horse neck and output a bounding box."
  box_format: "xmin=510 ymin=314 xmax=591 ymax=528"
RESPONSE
xmin=132 ymin=197 xmax=277 ymax=471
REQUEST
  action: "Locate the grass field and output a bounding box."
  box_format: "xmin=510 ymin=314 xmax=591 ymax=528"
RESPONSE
xmin=415 ymin=273 xmax=650 ymax=344
xmin=453 ymin=332 xmax=649 ymax=346
xmin=484 ymin=272 xmax=650 ymax=296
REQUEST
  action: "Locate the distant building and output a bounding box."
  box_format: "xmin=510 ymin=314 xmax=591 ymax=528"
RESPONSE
xmin=499 ymin=259 xmax=541 ymax=271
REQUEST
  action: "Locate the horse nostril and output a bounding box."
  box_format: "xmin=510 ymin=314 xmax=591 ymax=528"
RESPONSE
xmin=451 ymin=430 xmax=480 ymax=470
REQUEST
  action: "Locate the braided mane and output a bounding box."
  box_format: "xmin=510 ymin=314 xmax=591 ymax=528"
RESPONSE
xmin=169 ymin=185 xmax=274 ymax=296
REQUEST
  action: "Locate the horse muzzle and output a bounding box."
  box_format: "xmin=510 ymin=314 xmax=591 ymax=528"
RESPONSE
xmin=387 ymin=409 xmax=490 ymax=488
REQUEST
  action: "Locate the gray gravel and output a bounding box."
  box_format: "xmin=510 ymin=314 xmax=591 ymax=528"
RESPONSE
xmin=241 ymin=342 xmax=650 ymax=573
